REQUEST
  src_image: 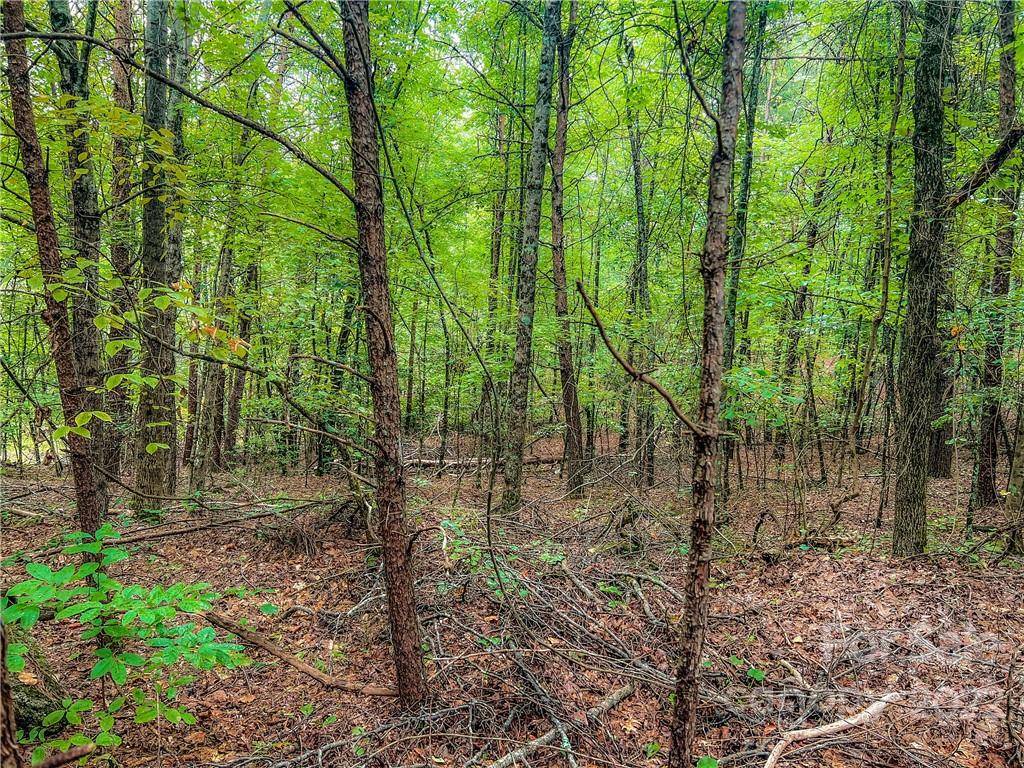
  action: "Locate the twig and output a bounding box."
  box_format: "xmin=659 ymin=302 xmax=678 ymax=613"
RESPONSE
xmin=575 ymin=280 xmax=710 ymax=437
xmin=482 ymin=683 xmax=634 ymax=768
xmin=762 ymin=692 xmax=903 ymax=768
xmin=559 ymin=558 xmax=599 ymax=602
xmin=204 ymin=611 xmax=397 ymax=697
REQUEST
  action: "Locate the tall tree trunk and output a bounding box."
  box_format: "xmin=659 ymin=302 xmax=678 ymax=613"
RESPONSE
xmin=2 ymin=0 xmax=106 ymax=534
xmin=550 ymin=1 xmax=584 ymax=496
xmin=668 ymin=3 xmax=744 ymax=766
xmin=1006 ymin=401 xmax=1024 ymax=552
xmin=339 ymin=0 xmax=426 ymax=704
xmin=843 ymin=0 xmax=909 ymax=484
xmin=723 ymin=2 xmax=767 ymax=373
xmin=105 ymin=0 xmax=136 ymax=479
xmin=893 ymin=0 xmax=960 ymax=556
xmin=624 ymin=38 xmax=655 ymax=488
xmin=976 ymin=0 xmax=1016 ymax=507
xmin=501 ymin=0 xmax=561 ymax=514
xmin=405 ymin=297 xmax=418 ymax=431
xmin=135 ymin=0 xmax=177 ymax=505
xmin=47 ymin=0 xmax=110 ymax=494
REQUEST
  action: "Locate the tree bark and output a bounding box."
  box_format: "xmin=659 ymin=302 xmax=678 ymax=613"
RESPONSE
xmin=893 ymin=0 xmax=960 ymax=556
xmin=104 ymin=0 xmax=136 ymax=480
xmin=339 ymin=0 xmax=426 ymax=704
xmin=976 ymin=0 xmax=1016 ymax=507
xmin=501 ymin=0 xmax=561 ymax=514
xmin=668 ymin=3 xmax=744 ymax=766
xmin=2 ymin=0 xmax=106 ymax=534
xmin=135 ymin=0 xmax=177 ymax=505
xmin=47 ymin=0 xmax=110 ymax=492
xmin=550 ymin=1 xmax=584 ymax=496
xmin=723 ymin=2 xmax=767 ymax=373
xmin=224 ymin=261 xmax=257 ymax=463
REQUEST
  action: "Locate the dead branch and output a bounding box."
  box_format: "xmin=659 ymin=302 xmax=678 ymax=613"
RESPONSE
xmin=575 ymin=280 xmax=711 ymax=437
xmin=762 ymin=692 xmax=903 ymax=768
xmin=482 ymin=682 xmax=634 ymax=768
xmin=204 ymin=611 xmax=397 ymax=697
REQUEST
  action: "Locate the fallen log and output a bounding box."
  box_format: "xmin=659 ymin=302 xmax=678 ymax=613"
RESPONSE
xmin=204 ymin=611 xmax=397 ymax=697
xmin=405 ymin=454 xmax=562 ymax=469
xmin=762 ymin=691 xmax=902 ymax=768
xmin=482 ymin=682 xmax=634 ymax=768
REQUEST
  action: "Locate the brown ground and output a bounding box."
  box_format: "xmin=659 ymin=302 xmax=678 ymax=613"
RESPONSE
xmin=2 ymin=443 xmax=1022 ymax=768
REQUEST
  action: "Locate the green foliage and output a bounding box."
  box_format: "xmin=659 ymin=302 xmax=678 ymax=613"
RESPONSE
xmin=2 ymin=526 xmax=245 ymax=759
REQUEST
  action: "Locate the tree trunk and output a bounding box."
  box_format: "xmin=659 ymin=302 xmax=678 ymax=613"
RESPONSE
xmin=723 ymin=2 xmax=767 ymax=373
xmin=893 ymin=0 xmax=960 ymax=557
xmin=224 ymin=261 xmax=258 ymax=462
xmin=1 ymin=622 xmax=23 ymax=768
xmin=339 ymin=0 xmax=426 ymax=705
xmin=2 ymin=0 xmax=106 ymax=534
xmin=550 ymin=1 xmax=584 ymax=496
xmin=668 ymin=3 xmax=744 ymax=766
xmin=135 ymin=0 xmax=177 ymax=505
xmin=975 ymin=0 xmax=1016 ymax=507
xmin=47 ymin=0 xmax=110 ymax=493
xmin=501 ymin=0 xmax=561 ymax=514
xmin=104 ymin=0 xmax=136 ymax=479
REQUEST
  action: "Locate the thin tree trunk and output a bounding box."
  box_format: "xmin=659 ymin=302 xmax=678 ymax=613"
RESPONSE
xmin=501 ymin=0 xmax=561 ymax=514
xmin=224 ymin=261 xmax=258 ymax=462
xmin=135 ymin=0 xmax=177 ymax=505
xmin=47 ymin=0 xmax=110 ymax=492
xmin=2 ymin=0 xmax=106 ymax=534
xmin=668 ymin=3 xmax=744 ymax=766
xmin=339 ymin=0 xmax=426 ymax=704
xmin=976 ymin=0 xmax=1016 ymax=507
xmin=723 ymin=2 xmax=767 ymax=373
xmin=550 ymin=1 xmax=584 ymax=496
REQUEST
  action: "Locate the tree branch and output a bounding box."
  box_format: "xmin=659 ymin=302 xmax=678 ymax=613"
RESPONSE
xmin=944 ymin=125 xmax=1024 ymax=214
xmin=575 ymin=280 xmax=711 ymax=437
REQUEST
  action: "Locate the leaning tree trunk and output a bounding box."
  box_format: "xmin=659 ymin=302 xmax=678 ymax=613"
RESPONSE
xmin=135 ymin=0 xmax=177 ymax=505
xmin=339 ymin=0 xmax=426 ymax=705
xmin=669 ymin=3 xmax=744 ymax=767
xmin=501 ymin=0 xmax=561 ymax=514
xmin=893 ymin=0 xmax=959 ymax=556
xmin=2 ymin=0 xmax=105 ymax=534
xmin=550 ymin=1 xmax=584 ymax=496
xmin=976 ymin=0 xmax=1017 ymax=507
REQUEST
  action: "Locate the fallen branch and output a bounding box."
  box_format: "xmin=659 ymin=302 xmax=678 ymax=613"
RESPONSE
xmin=762 ymin=692 xmax=903 ymax=768
xmin=483 ymin=683 xmax=635 ymax=768
xmin=204 ymin=611 xmax=397 ymax=697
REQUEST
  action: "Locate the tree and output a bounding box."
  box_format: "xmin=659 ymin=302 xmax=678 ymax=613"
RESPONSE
xmin=502 ymin=0 xmax=561 ymax=515
xmin=2 ymin=0 xmax=106 ymax=535
xmin=135 ymin=0 xmax=177 ymax=505
xmin=550 ymin=0 xmax=584 ymax=496
xmin=669 ymin=2 xmax=745 ymax=766
xmin=339 ymin=0 xmax=426 ymax=704
xmin=975 ymin=0 xmax=1017 ymax=508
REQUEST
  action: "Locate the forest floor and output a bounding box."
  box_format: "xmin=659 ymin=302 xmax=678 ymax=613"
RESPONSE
xmin=2 ymin=443 xmax=1023 ymax=768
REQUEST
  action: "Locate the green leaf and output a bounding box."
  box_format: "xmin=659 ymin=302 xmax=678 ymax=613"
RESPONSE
xmin=696 ymin=758 xmax=719 ymax=768
xmin=26 ymin=562 xmax=54 ymax=581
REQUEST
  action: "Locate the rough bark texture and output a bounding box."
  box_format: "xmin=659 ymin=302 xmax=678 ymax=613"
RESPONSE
xmin=339 ymin=0 xmax=426 ymax=704
xmin=976 ymin=0 xmax=1016 ymax=507
xmin=668 ymin=3 xmax=744 ymax=767
xmin=3 ymin=0 xmax=106 ymax=535
xmin=624 ymin=40 xmax=654 ymax=488
xmin=1007 ymin=403 xmax=1024 ymax=552
xmin=893 ymin=0 xmax=959 ymax=557
xmin=501 ymin=0 xmax=561 ymax=514
xmin=224 ymin=261 xmax=257 ymax=462
xmin=47 ymin=0 xmax=110 ymax=492
xmin=104 ymin=0 xmax=136 ymax=479
xmin=723 ymin=2 xmax=767 ymax=373
xmin=550 ymin=1 xmax=584 ymax=496
xmin=135 ymin=0 xmax=177 ymax=505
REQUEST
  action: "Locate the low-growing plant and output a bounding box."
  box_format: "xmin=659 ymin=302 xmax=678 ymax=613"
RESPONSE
xmin=2 ymin=524 xmax=246 ymax=761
